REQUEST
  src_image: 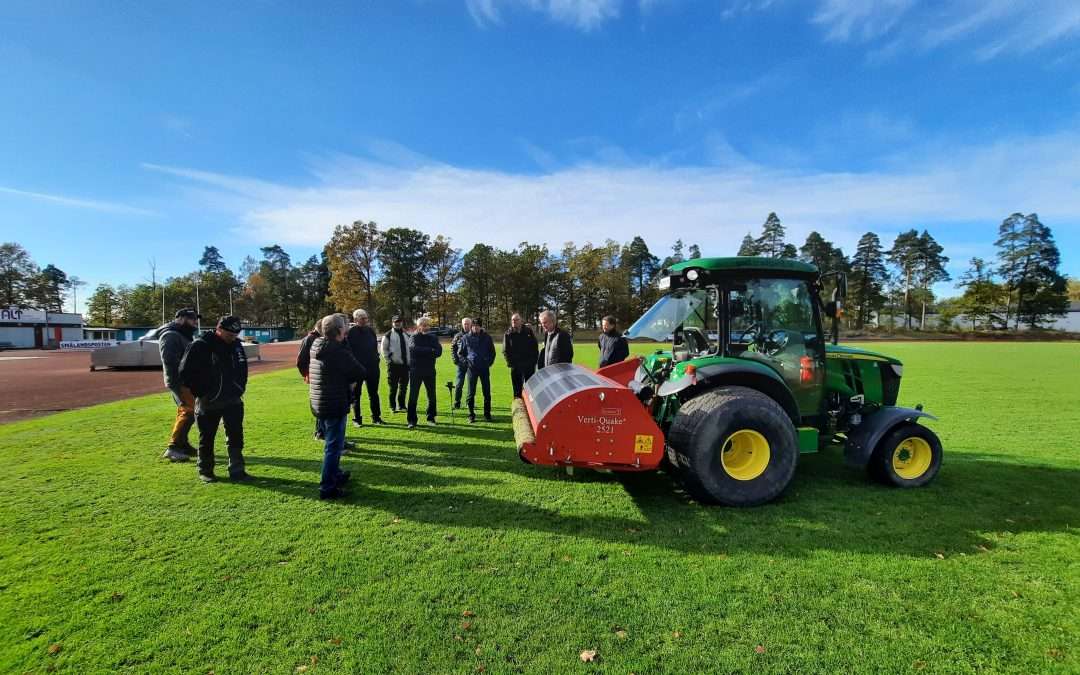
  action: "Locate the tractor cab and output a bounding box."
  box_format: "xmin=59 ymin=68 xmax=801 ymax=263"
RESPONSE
xmin=626 ymin=258 xmax=829 ymax=421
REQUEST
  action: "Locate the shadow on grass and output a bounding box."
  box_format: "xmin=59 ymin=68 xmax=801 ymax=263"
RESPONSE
xmin=241 ymin=437 xmax=1080 ymax=558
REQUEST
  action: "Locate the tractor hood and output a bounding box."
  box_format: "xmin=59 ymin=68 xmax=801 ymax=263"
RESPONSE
xmin=825 ymin=344 xmax=902 ymax=366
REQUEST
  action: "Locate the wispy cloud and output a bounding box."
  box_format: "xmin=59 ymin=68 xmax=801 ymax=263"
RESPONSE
xmin=466 ymin=0 xmax=621 ymax=31
xmin=732 ymin=0 xmax=1080 ymax=61
xmin=143 ymin=129 xmax=1080 ymax=266
xmin=0 ymin=186 xmax=158 ymax=216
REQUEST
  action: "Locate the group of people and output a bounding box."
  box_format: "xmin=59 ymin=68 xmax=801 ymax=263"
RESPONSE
xmin=156 ymin=305 xmax=630 ymax=499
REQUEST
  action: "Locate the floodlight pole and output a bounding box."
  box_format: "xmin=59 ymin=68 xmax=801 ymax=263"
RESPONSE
xmin=195 ymin=274 xmax=201 ymax=332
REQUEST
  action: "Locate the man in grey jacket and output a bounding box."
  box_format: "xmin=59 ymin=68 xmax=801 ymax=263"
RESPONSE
xmin=159 ymin=308 xmax=199 ymax=462
xmin=380 ymin=315 xmax=411 ymax=413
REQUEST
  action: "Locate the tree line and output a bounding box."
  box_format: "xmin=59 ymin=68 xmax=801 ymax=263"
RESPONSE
xmin=1 ymin=211 xmax=1072 ymax=333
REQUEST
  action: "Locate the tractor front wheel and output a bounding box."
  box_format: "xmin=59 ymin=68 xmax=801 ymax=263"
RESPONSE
xmin=668 ymin=386 xmax=799 ymax=506
xmin=869 ymin=422 xmax=942 ymax=488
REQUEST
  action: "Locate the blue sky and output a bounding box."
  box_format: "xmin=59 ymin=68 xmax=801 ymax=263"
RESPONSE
xmin=2 ymin=0 xmax=1078 ymax=306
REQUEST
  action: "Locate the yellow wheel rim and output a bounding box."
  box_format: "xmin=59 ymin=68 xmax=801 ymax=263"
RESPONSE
xmin=721 ymin=429 xmax=771 ymax=481
xmin=892 ymin=437 xmax=933 ymax=480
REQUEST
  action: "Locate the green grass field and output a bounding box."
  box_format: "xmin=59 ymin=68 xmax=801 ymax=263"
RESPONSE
xmin=1 ymin=342 xmax=1078 ymax=673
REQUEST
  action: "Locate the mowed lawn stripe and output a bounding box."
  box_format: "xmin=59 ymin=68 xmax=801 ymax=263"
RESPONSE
xmin=0 ymin=342 xmax=1077 ymax=673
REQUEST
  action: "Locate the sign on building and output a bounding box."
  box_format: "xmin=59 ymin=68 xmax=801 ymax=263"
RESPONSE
xmin=0 ymin=307 xmax=47 ymax=324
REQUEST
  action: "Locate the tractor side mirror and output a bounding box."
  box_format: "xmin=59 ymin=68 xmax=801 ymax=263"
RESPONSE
xmin=825 ymin=301 xmax=839 ymax=318
xmin=835 ymin=273 xmax=848 ymax=300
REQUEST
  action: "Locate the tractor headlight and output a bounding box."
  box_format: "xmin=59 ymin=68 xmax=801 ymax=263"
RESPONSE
xmin=686 ymin=269 xmax=699 ymax=281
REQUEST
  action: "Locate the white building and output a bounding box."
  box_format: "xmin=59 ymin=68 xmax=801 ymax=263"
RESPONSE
xmin=0 ymin=307 xmax=84 ymax=348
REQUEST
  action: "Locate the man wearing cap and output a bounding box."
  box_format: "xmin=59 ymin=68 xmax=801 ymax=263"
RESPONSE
xmin=179 ymin=316 xmax=251 ymax=483
xmin=159 ymin=308 xmax=200 ymax=462
xmin=347 ymin=309 xmax=384 ymax=426
xmin=380 ymin=315 xmax=410 ymax=414
xmin=460 ymin=318 xmax=496 ymax=423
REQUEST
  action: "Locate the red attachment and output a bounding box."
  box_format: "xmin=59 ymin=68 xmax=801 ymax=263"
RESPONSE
xmin=517 ymin=363 xmax=664 ymax=472
xmin=595 ymin=356 xmax=642 ymax=387
xmin=800 ymin=355 xmax=814 ymax=384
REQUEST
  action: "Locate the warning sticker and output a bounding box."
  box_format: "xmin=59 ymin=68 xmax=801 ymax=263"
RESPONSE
xmin=634 ymin=434 xmax=654 ymax=454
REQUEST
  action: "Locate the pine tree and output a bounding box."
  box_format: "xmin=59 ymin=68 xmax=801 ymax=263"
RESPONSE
xmin=621 ymin=236 xmax=660 ymax=315
xmin=849 ymin=232 xmax=888 ymax=328
xmin=688 ymin=244 xmax=702 ymax=259
xmin=914 ymin=230 xmax=950 ymax=329
xmin=755 ymin=212 xmax=789 ymax=258
xmin=737 ymin=233 xmax=758 ymax=256
xmin=996 ymin=213 xmax=1068 ymax=329
xmin=958 ymin=258 xmax=1003 ymax=330
xmin=199 ymin=246 xmax=228 ymax=274
xmin=887 ymin=229 xmax=921 ymax=329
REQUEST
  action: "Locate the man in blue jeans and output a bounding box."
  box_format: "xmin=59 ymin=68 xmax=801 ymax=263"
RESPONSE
xmin=460 ymin=318 xmax=496 ymax=423
xmin=308 ymin=314 xmax=367 ymax=500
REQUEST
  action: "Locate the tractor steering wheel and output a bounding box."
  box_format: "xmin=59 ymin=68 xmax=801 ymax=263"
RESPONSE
xmin=733 ymin=322 xmax=762 ymax=345
xmin=763 ymin=329 xmax=790 ymax=356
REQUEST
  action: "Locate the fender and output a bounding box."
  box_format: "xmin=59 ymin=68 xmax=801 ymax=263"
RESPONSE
xmin=844 ymin=406 xmax=938 ymax=467
xmin=678 ymin=362 xmax=801 ymax=423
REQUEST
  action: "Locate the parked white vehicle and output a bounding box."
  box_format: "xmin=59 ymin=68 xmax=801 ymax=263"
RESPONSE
xmin=90 ymin=325 xmax=260 ymax=371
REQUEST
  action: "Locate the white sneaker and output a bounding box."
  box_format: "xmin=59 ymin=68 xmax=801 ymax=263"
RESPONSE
xmin=162 ymin=448 xmax=189 ymax=462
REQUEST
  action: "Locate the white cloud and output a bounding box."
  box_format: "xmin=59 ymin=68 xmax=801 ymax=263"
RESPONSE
xmin=0 ymin=185 xmax=158 ymax=216
xmin=812 ymin=0 xmax=916 ymax=43
xmin=143 ymin=130 xmax=1080 ymax=266
xmin=733 ymin=0 xmax=1080 ymax=61
xmin=466 ymin=0 xmax=620 ymax=31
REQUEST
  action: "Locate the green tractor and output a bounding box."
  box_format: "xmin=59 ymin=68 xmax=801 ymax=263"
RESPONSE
xmin=514 ymin=256 xmax=943 ymax=506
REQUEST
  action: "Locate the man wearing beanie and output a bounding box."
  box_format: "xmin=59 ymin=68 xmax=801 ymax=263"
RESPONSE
xmin=159 ymin=308 xmax=200 ymax=462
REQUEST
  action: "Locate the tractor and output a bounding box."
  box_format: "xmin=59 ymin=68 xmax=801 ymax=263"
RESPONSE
xmin=511 ymin=256 xmax=943 ymax=506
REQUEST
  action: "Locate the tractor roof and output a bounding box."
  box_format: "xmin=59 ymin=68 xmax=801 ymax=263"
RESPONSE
xmin=665 ymin=256 xmax=818 ymax=276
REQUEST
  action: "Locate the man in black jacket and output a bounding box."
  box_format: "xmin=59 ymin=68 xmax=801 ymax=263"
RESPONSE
xmin=461 ymin=318 xmax=496 ymax=423
xmin=406 ymin=316 xmax=443 ymax=428
xmin=537 ymin=309 xmax=574 ymax=369
xmin=597 ymin=315 xmax=630 ymax=368
xmin=309 ymin=314 xmax=366 ymax=500
xmin=449 ymin=317 xmax=472 ymax=409
xmin=159 ymin=308 xmax=199 ymax=462
xmin=347 ymin=309 xmax=384 ymax=427
xmin=503 ymin=312 xmax=538 ymax=398
xmin=179 ymin=316 xmax=251 ymax=483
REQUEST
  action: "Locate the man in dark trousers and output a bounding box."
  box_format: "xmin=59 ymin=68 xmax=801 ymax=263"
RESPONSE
xmin=380 ymin=315 xmax=410 ymax=413
xmin=406 ymin=316 xmax=443 ymax=428
xmin=597 ymin=315 xmax=630 ymax=368
xmin=449 ymin=317 xmax=472 ymax=409
xmin=308 ymin=314 xmax=366 ymax=500
xmin=179 ymin=316 xmax=251 ymax=483
xmin=461 ymin=318 xmax=496 ymax=423
xmin=503 ymin=312 xmax=538 ymax=398
xmin=347 ymin=309 xmax=384 ymax=426
xmin=537 ymin=309 xmax=574 ymax=369
xmin=159 ymin=308 xmax=200 ymax=462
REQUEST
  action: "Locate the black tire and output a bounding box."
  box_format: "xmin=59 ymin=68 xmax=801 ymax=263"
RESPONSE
xmin=869 ymin=422 xmax=942 ymax=488
xmin=667 ymin=386 xmax=799 ymax=506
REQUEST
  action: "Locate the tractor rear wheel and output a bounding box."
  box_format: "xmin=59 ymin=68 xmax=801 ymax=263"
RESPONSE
xmin=668 ymin=386 xmax=799 ymax=506
xmin=869 ymin=422 xmax=942 ymax=488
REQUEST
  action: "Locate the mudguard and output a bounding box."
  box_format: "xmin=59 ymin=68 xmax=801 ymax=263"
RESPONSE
xmin=844 ymin=406 xmax=938 ymax=467
xmin=687 ymin=362 xmax=801 ymax=423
